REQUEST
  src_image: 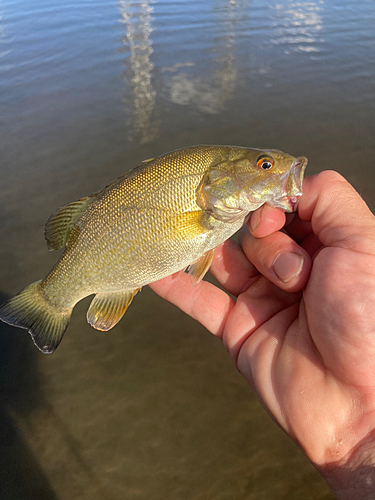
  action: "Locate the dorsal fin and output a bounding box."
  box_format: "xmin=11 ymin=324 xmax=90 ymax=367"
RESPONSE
xmin=44 ymin=195 xmax=97 ymax=251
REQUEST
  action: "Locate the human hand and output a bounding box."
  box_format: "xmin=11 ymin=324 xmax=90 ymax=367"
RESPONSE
xmin=149 ymin=171 xmax=375 ymax=499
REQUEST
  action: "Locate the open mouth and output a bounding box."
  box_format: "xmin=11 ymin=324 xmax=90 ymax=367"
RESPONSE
xmin=293 ymin=156 xmax=308 ymax=190
xmin=285 ymin=195 xmax=299 ymax=212
xmin=273 ymin=156 xmax=308 ymax=212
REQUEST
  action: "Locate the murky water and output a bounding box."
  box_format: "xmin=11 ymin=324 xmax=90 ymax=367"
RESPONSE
xmin=1 ymin=0 xmax=375 ymax=498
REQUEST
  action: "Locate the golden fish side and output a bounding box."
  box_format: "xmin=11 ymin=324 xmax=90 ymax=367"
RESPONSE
xmin=0 ymin=145 xmax=307 ymax=353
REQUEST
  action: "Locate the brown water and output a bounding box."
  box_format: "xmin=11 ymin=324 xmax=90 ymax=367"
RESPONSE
xmin=1 ymin=0 xmax=375 ymax=498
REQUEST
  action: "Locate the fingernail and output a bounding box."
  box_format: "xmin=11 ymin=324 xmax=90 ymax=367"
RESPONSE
xmin=273 ymin=252 xmax=304 ymax=283
xmin=250 ymin=207 xmax=262 ymax=232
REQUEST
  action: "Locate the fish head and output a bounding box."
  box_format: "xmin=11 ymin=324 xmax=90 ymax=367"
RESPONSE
xmin=234 ymin=149 xmax=308 ymax=213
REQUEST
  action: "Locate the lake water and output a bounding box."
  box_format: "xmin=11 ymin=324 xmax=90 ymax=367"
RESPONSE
xmin=1 ymin=0 xmax=374 ymax=498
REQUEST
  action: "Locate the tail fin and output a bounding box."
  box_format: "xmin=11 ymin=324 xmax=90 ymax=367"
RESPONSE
xmin=0 ymin=280 xmax=72 ymax=354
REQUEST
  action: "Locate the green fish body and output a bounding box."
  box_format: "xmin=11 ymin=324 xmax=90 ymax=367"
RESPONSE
xmin=0 ymin=145 xmax=307 ymax=353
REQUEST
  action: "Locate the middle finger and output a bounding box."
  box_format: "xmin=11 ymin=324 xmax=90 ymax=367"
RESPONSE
xmin=210 ymin=239 xmax=261 ymax=297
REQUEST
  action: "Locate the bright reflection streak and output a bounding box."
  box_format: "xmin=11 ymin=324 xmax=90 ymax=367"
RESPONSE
xmin=0 ymin=4 xmax=11 ymax=61
xmin=118 ymin=0 xmax=159 ymax=143
xmin=271 ymin=1 xmax=323 ymax=54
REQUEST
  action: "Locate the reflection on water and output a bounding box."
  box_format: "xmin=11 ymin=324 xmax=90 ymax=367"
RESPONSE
xmin=162 ymin=0 xmax=240 ymax=114
xmin=118 ymin=0 xmax=159 ymax=143
xmin=0 ymin=5 xmax=11 ymax=73
xmin=271 ymin=1 xmax=323 ymax=54
xmin=118 ymin=0 xmax=242 ymax=130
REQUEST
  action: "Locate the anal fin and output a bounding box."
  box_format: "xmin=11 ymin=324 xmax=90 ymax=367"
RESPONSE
xmin=185 ymin=249 xmax=215 ymax=284
xmin=87 ymin=289 xmax=141 ymax=331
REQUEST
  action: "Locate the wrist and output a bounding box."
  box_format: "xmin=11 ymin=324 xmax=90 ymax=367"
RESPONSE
xmin=318 ymin=430 xmax=375 ymax=499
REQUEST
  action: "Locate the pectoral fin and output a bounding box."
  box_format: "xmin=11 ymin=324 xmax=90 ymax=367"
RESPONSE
xmin=87 ymin=289 xmax=141 ymax=331
xmin=173 ymin=211 xmax=211 ymax=239
xmin=185 ymin=249 xmax=215 ymax=284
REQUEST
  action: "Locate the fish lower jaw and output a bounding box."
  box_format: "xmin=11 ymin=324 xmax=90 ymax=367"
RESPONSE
xmin=287 ymin=196 xmax=299 ymax=212
xmin=271 ymin=195 xmax=300 ymax=212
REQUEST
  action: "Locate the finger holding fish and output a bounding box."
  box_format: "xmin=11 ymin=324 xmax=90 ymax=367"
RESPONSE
xmin=238 ymin=226 xmax=312 ymax=293
xmin=247 ymin=204 xmax=286 ymax=237
xmin=149 ymin=271 xmax=234 ymax=339
xmin=250 ymin=196 xmax=323 ymax=259
xmin=209 ymin=239 xmax=260 ymax=297
xmin=211 ymin=198 xmax=311 ymax=295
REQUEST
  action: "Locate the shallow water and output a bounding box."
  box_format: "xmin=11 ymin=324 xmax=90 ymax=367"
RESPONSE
xmin=1 ymin=0 xmax=375 ymax=498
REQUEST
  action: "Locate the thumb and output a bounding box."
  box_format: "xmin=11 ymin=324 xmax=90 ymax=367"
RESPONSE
xmin=299 ymin=171 xmax=375 ymax=386
xmin=298 ymin=171 xmax=375 ymax=254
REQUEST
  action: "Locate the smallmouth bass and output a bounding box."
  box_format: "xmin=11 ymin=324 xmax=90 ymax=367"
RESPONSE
xmin=0 ymin=145 xmax=307 ymax=353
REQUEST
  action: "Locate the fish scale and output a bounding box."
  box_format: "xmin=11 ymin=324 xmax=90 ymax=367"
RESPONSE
xmin=0 ymin=145 xmax=307 ymax=353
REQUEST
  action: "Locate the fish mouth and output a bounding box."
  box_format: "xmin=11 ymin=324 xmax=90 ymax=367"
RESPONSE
xmin=274 ymin=156 xmax=308 ymax=212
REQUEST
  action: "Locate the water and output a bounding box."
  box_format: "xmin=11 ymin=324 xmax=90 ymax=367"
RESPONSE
xmin=1 ymin=0 xmax=374 ymax=498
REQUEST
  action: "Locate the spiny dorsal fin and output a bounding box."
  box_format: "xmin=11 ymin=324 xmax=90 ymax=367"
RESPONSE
xmin=86 ymin=288 xmax=141 ymax=331
xmin=185 ymin=249 xmax=215 ymax=284
xmin=44 ymin=195 xmax=97 ymax=251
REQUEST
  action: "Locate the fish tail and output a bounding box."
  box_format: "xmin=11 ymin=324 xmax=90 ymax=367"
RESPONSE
xmin=0 ymin=280 xmax=72 ymax=354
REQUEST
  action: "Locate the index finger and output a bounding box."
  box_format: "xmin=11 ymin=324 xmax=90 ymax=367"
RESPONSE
xmin=149 ymin=272 xmax=234 ymax=339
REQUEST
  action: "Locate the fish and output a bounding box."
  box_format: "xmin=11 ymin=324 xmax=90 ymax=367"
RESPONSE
xmin=0 ymin=145 xmax=307 ymax=354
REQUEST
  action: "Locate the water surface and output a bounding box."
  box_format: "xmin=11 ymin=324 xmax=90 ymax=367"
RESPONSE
xmin=1 ymin=0 xmax=375 ymax=498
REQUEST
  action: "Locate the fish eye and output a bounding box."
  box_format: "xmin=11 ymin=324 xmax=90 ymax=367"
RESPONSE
xmin=256 ymin=155 xmax=274 ymax=170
